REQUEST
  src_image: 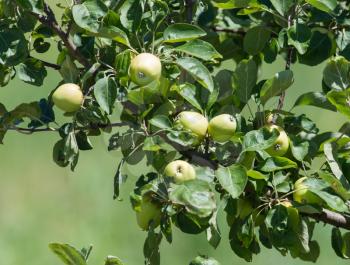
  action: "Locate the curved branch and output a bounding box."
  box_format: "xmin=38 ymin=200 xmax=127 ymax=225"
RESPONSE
xmin=29 ymin=2 xmax=90 ymax=68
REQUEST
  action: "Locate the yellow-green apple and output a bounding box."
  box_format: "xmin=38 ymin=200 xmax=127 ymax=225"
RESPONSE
xmin=129 ymin=53 xmax=162 ymax=86
xmin=164 ymin=160 xmax=196 ymax=183
xmin=52 ymin=83 xmax=84 ymax=113
xmin=208 ymin=114 xmax=237 ymax=142
xmin=265 ymin=124 xmax=289 ymax=156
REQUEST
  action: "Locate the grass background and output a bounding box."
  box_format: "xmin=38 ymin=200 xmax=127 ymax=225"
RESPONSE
xmin=0 ymin=3 xmax=349 ymax=265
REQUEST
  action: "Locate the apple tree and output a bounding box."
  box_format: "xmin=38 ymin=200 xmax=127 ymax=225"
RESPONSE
xmin=2 ymin=0 xmax=350 ymax=264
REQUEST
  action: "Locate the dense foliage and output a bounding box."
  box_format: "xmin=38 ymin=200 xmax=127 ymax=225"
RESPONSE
xmin=1 ymin=0 xmax=350 ymax=264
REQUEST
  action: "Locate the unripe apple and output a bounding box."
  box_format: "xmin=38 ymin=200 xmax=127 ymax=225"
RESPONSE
xmin=52 ymin=83 xmax=83 ymax=113
xmin=177 ymin=111 xmax=208 ymax=139
xmin=293 ymin=177 xmax=323 ymax=205
xmin=129 ymin=53 xmax=162 ymax=86
xmin=164 ymin=160 xmax=196 ymax=183
xmin=208 ymin=114 xmax=237 ymax=142
xmin=264 ymin=124 xmax=289 ymax=156
xmin=136 ymin=194 xmax=162 ymax=231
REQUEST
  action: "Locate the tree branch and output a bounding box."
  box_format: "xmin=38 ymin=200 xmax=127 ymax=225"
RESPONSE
xmin=4 ymin=122 xmax=129 ymax=134
xmin=304 ymin=209 xmax=350 ymax=230
xmin=29 ymin=2 xmax=90 ymax=68
xmin=211 ymin=27 xmax=246 ymax=36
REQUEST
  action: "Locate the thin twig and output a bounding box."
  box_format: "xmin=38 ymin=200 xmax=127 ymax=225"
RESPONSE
xmin=29 ymin=56 xmax=61 ymax=70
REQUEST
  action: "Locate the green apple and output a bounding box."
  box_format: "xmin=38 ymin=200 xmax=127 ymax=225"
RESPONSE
xmin=293 ymin=177 xmax=323 ymax=205
xmin=208 ymin=114 xmax=237 ymax=142
xmin=177 ymin=111 xmax=208 ymax=139
xmin=129 ymin=53 xmax=162 ymax=86
xmin=136 ymin=194 xmax=162 ymax=231
xmin=164 ymin=160 xmax=196 ymax=183
xmin=52 ymin=83 xmax=83 ymax=112
xmin=264 ymin=124 xmax=289 ymax=156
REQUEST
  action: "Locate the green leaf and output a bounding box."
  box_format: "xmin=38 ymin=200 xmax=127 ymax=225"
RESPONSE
xmin=270 ymin=0 xmax=294 ymax=15
xmin=17 ymin=58 xmax=47 ymax=86
xmin=242 ymin=127 xmax=279 ymax=152
xmin=0 ymin=28 xmax=28 ymax=66
xmin=247 ymin=169 xmax=268 ymax=180
xmin=323 ymin=56 xmax=350 ymax=91
xmin=215 ymin=165 xmax=247 ymax=198
xmin=259 ymin=157 xmax=297 ymax=172
xmin=293 ymin=92 xmax=336 ymax=111
xmin=72 ymin=0 xmax=108 ymax=33
xmin=302 ymin=178 xmax=348 ymax=212
xmin=113 ymin=159 xmax=125 ymax=200
xmin=91 ymin=26 xmax=130 ymax=47
xmin=16 ymin=0 xmax=44 ymax=14
xmin=149 ymin=115 xmax=172 ymax=129
xmin=143 ymin=228 xmax=162 ymax=265
xmin=323 ymin=142 xmax=350 ymax=190
xmin=169 ymin=180 xmax=216 ymax=218
xmin=212 ymin=0 xmax=257 ymax=9
xmin=327 ymin=88 xmax=350 ymax=118
xmin=206 ymin=209 xmax=221 ymax=249
xmin=243 ymin=26 xmax=271 ymax=55
xmin=232 ymin=58 xmax=258 ymax=103
xmin=290 ymin=136 xmax=310 ymax=161
xmin=190 ymin=255 xmax=221 ymax=265
xmin=49 ymin=243 xmax=87 ymax=265
xmin=176 ymin=57 xmax=214 ymax=92
xmin=114 ymin=50 xmax=131 ymax=85
xmin=260 ymin=70 xmax=294 ymax=105
xmin=174 ymin=39 xmax=222 ymax=61
xmin=298 ymin=30 xmax=334 ymax=66
xmin=119 ymin=0 xmax=142 ymax=32
xmin=105 ymin=256 xmax=125 ymax=265
xmin=59 ymin=55 xmax=79 ymax=83
xmin=94 ymin=77 xmax=118 ymax=114
xmin=143 ymin=135 xmax=169 ymax=151
xmin=305 ymin=0 xmax=337 ymax=13
xmin=163 ymin=23 xmax=206 ymax=43
xmin=332 ymin=228 xmax=347 ymax=258
xmin=53 ymin=129 xmax=79 ymax=171
xmin=176 ymin=83 xmax=203 ymax=112
xmin=319 ymin=172 xmax=350 ymax=201
xmin=287 ymin=22 xmax=312 ymax=55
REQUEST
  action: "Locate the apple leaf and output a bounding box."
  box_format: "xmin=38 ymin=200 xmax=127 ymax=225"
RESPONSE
xmin=176 ymin=57 xmax=214 ymax=92
xmin=49 ymin=243 xmax=87 ymax=265
xmin=215 ymin=165 xmax=247 ymax=198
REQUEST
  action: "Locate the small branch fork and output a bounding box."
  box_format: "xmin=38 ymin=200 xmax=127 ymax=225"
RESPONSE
xmin=29 ymin=2 xmax=90 ymax=68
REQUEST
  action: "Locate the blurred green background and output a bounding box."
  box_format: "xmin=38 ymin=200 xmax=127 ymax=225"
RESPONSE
xmin=0 ymin=3 xmax=349 ymax=265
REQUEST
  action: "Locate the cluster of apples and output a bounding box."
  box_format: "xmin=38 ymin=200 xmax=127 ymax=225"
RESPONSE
xmin=51 ymin=53 xmax=322 ymax=229
xmin=176 ymin=111 xmax=238 ymax=143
